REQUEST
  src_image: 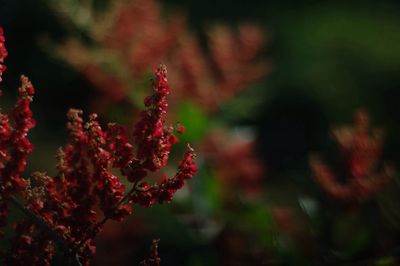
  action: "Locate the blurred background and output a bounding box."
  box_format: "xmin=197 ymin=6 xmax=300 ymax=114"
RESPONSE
xmin=1 ymin=0 xmax=400 ymax=265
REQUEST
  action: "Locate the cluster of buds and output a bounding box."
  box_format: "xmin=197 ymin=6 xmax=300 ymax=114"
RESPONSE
xmin=310 ymin=109 xmax=395 ymax=203
xmin=0 ymin=73 xmax=35 ymax=236
xmin=52 ymin=0 xmax=268 ymax=112
xmin=0 ymin=27 xmax=197 ymax=265
xmin=0 ymin=27 xmax=6 ymax=82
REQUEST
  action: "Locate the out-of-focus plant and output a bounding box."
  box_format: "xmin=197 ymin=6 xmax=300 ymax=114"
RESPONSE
xmin=201 ymin=128 xmax=265 ymax=200
xmin=47 ymin=0 xmax=269 ymax=113
xmin=310 ymin=109 xmax=396 ymax=203
xmin=0 ymin=28 xmax=197 ymax=265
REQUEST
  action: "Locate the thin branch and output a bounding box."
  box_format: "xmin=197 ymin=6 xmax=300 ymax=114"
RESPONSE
xmin=9 ymin=196 xmax=67 ymax=247
xmin=75 ymin=180 xmax=139 ymax=250
xmin=9 ymin=196 xmax=83 ymax=266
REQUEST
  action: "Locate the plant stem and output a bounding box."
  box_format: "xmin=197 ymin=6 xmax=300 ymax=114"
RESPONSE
xmin=75 ymin=180 xmax=139 ymax=249
xmin=10 ymin=196 xmax=67 ymax=247
xmin=9 ymin=196 xmax=83 ymax=266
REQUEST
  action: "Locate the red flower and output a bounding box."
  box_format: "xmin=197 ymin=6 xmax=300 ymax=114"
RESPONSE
xmin=0 ymin=27 xmax=7 ymax=82
xmin=177 ymin=124 xmax=185 ymax=134
xmin=310 ymin=109 xmax=395 ymax=203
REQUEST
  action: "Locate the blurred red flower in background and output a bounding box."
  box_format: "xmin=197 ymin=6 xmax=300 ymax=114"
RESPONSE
xmin=310 ymin=109 xmax=395 ymax=203
xmin=51 ymin=0 xmax=269 ymax=113
xmin=201 ymin=128 xmax=265 ymax=199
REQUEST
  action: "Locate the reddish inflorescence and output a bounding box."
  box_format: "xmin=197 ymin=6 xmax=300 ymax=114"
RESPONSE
xmin=201 ymin=129 xmax=265 ymax=199
xmin=55 ymin=0 xmax=268 ymax=113
xmin=0 ymin=27 xmax=7 ymax=83
xmin=309 ymin=109 xmax=395 ymax=203
xmin=0 ymin=74 xmax=35 ymax=237
xmin=0 ymin=27 xmax=197 ymax=265
xmin=132 ymin=65 xmax=177 ymax=173
xmin=131 ymin=143 xmax=197 ymax=208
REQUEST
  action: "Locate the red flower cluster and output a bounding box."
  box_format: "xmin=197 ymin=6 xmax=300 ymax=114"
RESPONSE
xmin=0 ymin=27 xmax=197 ymax=265
xmin=201 ymin=128 xmax=265 ymax=199
xmin=310 ymin=109 xmax=395 ymax=203
xmin=133 ymin=65 xmax=177 ymax=172
xmin=0 ymin=74 xmax=35 ymax=236
xmin=131 ymin=143 xmax=197 ymax=207
xmin=0 ymin=27 xmax=7 ymax=82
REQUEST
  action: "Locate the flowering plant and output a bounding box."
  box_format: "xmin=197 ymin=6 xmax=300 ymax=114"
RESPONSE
xmin=0 ymin=27 xmax=197 ymax=265
xmin=50 ymin=0 xmax=268 ymax=113
xmin=310 ymin=109 xmax=395 ymax=203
